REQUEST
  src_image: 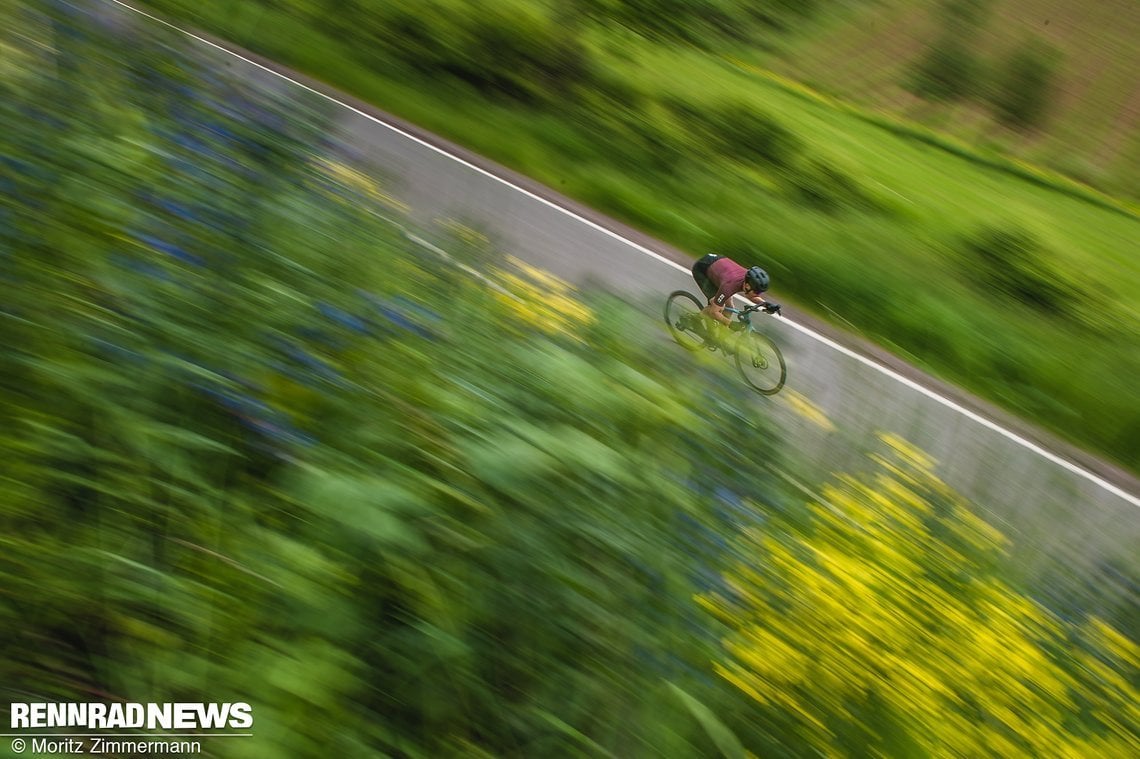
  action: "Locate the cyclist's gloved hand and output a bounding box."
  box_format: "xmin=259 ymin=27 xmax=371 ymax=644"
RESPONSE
xmin=764 ymin=302 xmax=782 ymax=315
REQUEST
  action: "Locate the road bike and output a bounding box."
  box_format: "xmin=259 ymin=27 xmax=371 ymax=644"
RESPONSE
xmin=664 ymin=291 xmax=787 ymax=395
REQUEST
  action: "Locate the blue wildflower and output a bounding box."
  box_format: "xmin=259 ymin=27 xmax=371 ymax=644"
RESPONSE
xmin=252 ymin=108 xmax=285 ymax=133
xmin=143 ymin=195 xmax=202 ymax=224
xmin=244 ymin=417 xmax=317 ymax=448
xmin=165 ymin=157 xmax=231 ymax=191
xmin=111 ymin=253 xmax=174 ymax=282
xmin=674 ymin=510 xmax=702 ymax=533
xmin=374 ymin=305 xmax=438 ymax=340
xmin=164 ymin=83 xmax=197 ymax=102
xmin=215 ymin=102 xmax=247 ymax=122
xmin=268 ymin=337 xmax=349 ymax=388
xmin=193 ymin=381 xmax=315 ymax=449
xmin=316 ymin=302 xmax=369 ymax=334
xmin=146 ymin=195 xmax=239 ymax=233
xmin=712 ymin=504 xmax=736 ymax=529
xmin=0 ymin=156 xmax=34 ymax=177
xmin=133 ymin=232 xmax=206 ymax=267
xmin=690 ymin=565 xmax=726 ymax=594
xmin=714 ymin=486 xmax=743 ymax=509
xmin=296 ymin=327 xmax=347 ymax=351
xmin=170 ymin=132 xmax=210 ymax=156
xmin=634 ymin=645 xmax=670 ymax=677
xmin=200 ymin=121 xmax=240 ymax=145
xmin=267 ymin=360 xmax=320 ymax=389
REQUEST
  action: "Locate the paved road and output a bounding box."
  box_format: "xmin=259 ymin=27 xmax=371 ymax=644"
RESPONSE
xmin=107 ymin=1 xmax=1140 ymax=579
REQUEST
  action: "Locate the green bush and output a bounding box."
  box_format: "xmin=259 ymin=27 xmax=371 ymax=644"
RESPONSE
xmin=569 ymin=91 xmax=692 ymax=174
xmin=987 ymin=37 xmax=1062 ymax=130
xmin=963 ymin=226 xmax=1070 ymax=311
xmin=667 ymin=98 xmax=802 ymax=168
xmin=716 ymin=103 xmax=802 ymax=167
xmin=783 ymin=158 xmax=881 ymax=213
xmin=907 ymin=0 xmax=990 ymax=101
xmin=908 ymin=36 xmax=984 ymax=101
xmin=311 ymin=0 xmax=595 ymax=104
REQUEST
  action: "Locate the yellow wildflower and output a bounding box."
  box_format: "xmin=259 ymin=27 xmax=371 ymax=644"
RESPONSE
xmin=492 ymin=257 xmax=594 ymax=341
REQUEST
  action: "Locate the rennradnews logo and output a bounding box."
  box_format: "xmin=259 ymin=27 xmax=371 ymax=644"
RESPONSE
xmin=9 ymin=702 xmax=253 ymax=730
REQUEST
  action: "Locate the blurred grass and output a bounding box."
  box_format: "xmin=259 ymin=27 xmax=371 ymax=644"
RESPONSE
xmin=134 ymin=0 xmax=1140 ymax=475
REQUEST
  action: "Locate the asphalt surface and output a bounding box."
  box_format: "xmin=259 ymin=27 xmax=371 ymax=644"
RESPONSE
xmin=105 ymin=0 xmax=1140 ymax=576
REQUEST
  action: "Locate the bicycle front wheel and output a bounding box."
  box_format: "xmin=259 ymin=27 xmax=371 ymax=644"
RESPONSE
xmin=735 ymin=331 xmax=786 ymax=395
xmin=664 ymin=291 xmax=709 ymax=352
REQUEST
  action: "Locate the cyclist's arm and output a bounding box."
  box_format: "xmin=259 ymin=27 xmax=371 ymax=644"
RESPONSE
xmin=702 ymin=284 xmax=741 ymax=325
xmin=701 ymin=301 xmax=733 ymax=325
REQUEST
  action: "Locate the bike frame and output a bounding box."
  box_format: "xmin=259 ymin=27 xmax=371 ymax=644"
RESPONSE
xmin=663 ymin=290 xmax=786 ymax=395
xmin=722 ymin=304 xmax=762 ymax=332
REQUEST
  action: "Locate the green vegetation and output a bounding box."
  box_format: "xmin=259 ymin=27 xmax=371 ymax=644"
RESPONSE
xmin=964 ymin=226 xmax=1072 ymax=311
xmin=702 ymin=434 xmax=1140 ymax=757
xmin=1 ymin=8 xmax=768 ymax=754
xmin=906 ymin=0 xmax=1063 ymax=130
xmin=987 ymin=36 xmax=1064 ymax=129
xmin=760 ymin=0 xmax=1140 ymax=197
xmin=2 ymin=6 xmax=1138 ymax=755
xmin=907 ymin=0 xmax=989 ymax=102
xmin=135 ymin=0 xmax=1140 ymax=474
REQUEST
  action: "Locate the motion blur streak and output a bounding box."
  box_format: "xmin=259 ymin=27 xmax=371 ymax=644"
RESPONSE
xmin=2 ymin=2 xmax=1137 ymax=757
xmin=108 ymin=0 xmax=1140 ymax=510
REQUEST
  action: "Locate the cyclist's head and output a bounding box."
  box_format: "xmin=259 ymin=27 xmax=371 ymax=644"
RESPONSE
xmin=745 ymin=266 xmax=770 ymax=293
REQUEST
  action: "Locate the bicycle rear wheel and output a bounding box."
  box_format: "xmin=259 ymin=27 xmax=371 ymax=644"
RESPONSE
xmin=664 ymin=291 xmax=709 ymax=351
xmin=734 ymin=331 xmax=786 ymax=395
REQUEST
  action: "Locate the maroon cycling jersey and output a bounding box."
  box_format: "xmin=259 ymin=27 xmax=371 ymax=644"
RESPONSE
xmin=707 ymin=257 xmax=747 ymax=306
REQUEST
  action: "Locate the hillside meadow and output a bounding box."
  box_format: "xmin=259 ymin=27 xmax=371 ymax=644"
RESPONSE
xmin=755 ymin=0 xmax=1140 ymax=200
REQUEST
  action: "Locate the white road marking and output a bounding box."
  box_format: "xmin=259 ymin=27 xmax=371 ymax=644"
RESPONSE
xmin=775 ymin=315 xmax=1140 ymax=507
xmin=107 ymin=0 xmax=1140 ymax=508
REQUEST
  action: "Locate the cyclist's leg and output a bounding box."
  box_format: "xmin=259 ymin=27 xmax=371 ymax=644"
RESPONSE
xmin=691 ymin=255 xmax=722 ymax=340
xmin=692 ymin=254 xmax=719 ymax=301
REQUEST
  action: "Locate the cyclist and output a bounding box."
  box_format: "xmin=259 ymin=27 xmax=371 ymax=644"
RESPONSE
xmin=687 ymin=254 xmax=780 ymax=348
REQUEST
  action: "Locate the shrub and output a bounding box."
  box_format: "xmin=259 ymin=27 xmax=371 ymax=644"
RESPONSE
xmin=570 ymin=92 xmax=692 ymax=173
xmin=988 ymin=37 xmax=1062 ymax=130
xmin=783 ymin=158 xmax=881 ymax=213
xmin=716 ymin=103 xmax=802 ymax=167
xmin=906 ymin=0 xmax=989 ymax=101
xmin=322 ymin=0 xmax=596 ymax=104
xmin=667 ymin=98 xmax=802 ymax=168
xmin=963 ymin=225 xmax=1071 ymax=311
xmin=908 ymin=36 xmax=984 ymax=101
